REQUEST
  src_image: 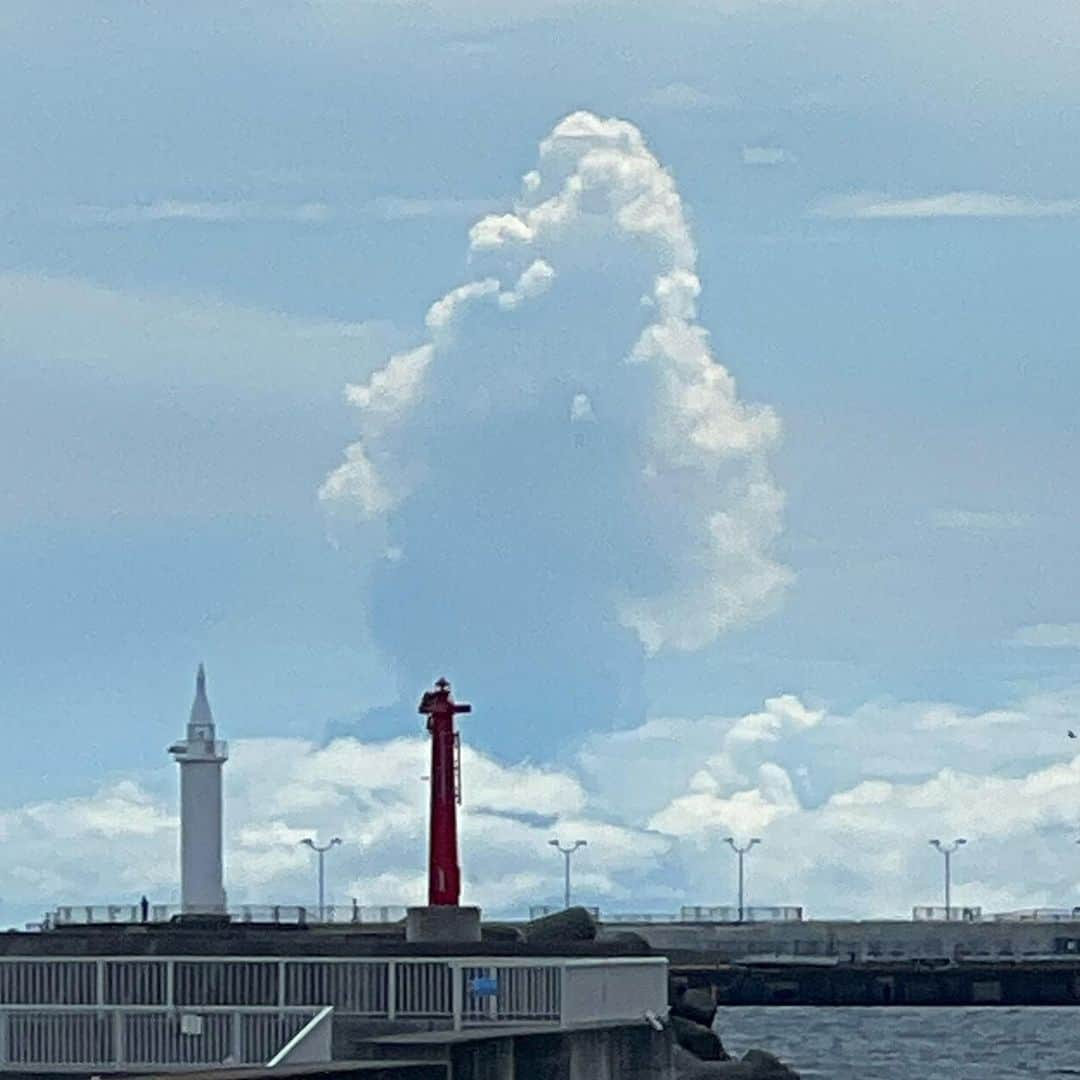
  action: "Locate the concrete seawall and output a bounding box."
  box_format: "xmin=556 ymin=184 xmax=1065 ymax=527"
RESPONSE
xmin=607 ymin=917 xmax=1080 ymax=964
xmin=675 ymin=959 xmax=1080 ymax=1006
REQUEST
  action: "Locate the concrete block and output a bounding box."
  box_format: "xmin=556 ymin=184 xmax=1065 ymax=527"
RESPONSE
xmin=406 ymin=906 xmax=482 ymax=944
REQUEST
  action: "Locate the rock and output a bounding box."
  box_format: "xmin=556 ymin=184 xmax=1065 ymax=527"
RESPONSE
xmin=740 ymin=1049 xmax=800 ymax=1079
xmin=480 ymin=922 xmax=523 ymax=944
xmin=669 ymin=1014 xmax=729 ymax=1061
xmin=522 ymin=906 xmax=597 ymax=944
xmin=671 ymin=1044 xmax=800 ymax=1080
xmin=673 ymin=1045 xmax=754 ymax=1079
xmin=598 ymin=929 xmax=651 ymax=949
xmin=671 ymin=986 xmax=719 ymax=1028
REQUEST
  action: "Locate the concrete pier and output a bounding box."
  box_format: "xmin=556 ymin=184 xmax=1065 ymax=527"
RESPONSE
xmin=0 ymin=920 xmax=669 ymax=1077
xmin=124 ymin=1024 xmax=673 ymax=1080
xmin=346 ymin=1023 xmax=673 ymax=1080
xmin=131 ymin=1065 xmax=448 ymax=1080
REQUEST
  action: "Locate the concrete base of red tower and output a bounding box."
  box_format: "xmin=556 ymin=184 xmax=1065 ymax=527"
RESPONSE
xmin=405 ymin=905 xmax=482 ymax=944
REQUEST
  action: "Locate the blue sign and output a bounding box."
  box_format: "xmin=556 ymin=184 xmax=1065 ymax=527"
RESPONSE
xmin=468 ymin=976 xmax=499 ymax=997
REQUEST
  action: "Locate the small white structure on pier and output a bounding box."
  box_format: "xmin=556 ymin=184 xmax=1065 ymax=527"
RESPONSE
xmin=168 ymin=664 xmax=228 ymax=913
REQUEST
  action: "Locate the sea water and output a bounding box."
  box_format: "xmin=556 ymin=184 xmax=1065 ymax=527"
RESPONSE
xmin=719 ymin=1006 xmax=1080 ymax=1078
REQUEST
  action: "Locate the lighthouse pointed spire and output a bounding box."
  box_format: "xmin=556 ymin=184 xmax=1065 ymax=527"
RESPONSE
xmin=189 ymin=662 xmax=214 ymax=734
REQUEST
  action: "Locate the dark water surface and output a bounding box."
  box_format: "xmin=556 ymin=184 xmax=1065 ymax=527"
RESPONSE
xmin=720 ymin=1006 xmax=1080 ymax=1078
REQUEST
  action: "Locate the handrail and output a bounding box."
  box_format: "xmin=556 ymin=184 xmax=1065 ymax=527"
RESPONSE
xmin=0 ymin=1006 xmax=321 ymax=1070
xmin=0 ymin=954 xmax=668 ymax=1037
xmin=0 ymin=1004 xmax=320 ymax=1014
xmin=0 ymin=953 xmax=666 ymax=967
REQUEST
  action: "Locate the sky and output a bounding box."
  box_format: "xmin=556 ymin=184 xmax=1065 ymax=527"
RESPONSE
xmin=2 ymin=0 xmax=1080 ymax=929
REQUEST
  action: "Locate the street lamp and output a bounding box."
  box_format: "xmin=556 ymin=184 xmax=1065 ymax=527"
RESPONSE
xmin=301 ymin=837 xmax=342 ymax=920
xmin=724 ymin=837 xmax=761 ymax=923
xmin=929 ymin=838 xmax=967 ymax=920
xmin=548 ymin=838 xmax=587 ymax=909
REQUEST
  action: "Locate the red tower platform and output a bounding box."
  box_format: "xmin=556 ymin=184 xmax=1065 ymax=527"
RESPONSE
xmin=418 ymin=678 xmax=471 ymax=907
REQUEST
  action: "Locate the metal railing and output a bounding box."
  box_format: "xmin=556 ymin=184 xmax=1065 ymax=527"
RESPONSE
xmin=602 ymin=913 xmax=680 ymax=924
xmin=0 ymin=954 xmax=668 ymax=1052
xmin=310 ymin=904 xmax=409 ymax=924
xmin=679 ymin=905 xmax=805 ymax=923
xmin=47 ymin=902 xmax=409 ymax=929
xmin=912 ymin=906 xmax=983 ymax=922
xmin=989 ymin=908 xmax=1080 ymax=922
xmin=594 ymin=906 xmax=805 ymax=924
xmin=0 ymin=1007 xmax=319 ymax=1071
xmin=49 ymin=905 xmax=309 ymax=928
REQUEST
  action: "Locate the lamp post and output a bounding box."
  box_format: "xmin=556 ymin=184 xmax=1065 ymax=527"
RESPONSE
xmin=929 ymin=838 xmax=966 ymax=920
xmin=724 ymin=837 xmax=761 ymax=923
xmin=301 ymin=837 xmax=342 ymax=920
xmin=548 ymin=839 xmax=587 ymax=909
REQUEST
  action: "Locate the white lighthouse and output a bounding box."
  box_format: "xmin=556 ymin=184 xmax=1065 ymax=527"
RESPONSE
xmin=168 ymin=664 xmax=228 ymax=914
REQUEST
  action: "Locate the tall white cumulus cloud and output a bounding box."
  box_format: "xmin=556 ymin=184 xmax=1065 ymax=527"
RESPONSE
xmin=321 ymin=111 xmax=789 ymax=655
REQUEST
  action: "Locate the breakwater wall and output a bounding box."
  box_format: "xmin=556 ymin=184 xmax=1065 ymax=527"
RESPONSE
xmin=674 ymin=959 xmax=1080 ymax=1006
xmin=608 ymin=916 xmax=1080 ymax=964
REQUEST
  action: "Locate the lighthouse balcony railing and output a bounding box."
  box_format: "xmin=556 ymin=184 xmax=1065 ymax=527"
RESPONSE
xmin=170 ymin=738 xmax=228 ymax=762
xmin=0 ymin=955 xmax=668 ymax=1034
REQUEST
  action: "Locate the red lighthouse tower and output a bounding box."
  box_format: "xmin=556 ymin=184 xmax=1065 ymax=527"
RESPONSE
xmin=418 ymin=678 xmax=471 ymax=906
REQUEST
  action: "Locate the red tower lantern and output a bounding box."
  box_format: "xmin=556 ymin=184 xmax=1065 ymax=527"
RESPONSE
xmin=418 ymin=678 xmax=471 ymax=907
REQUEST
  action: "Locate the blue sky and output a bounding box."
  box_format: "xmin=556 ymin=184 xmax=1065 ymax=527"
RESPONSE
xmin=2 ymin=1 xmax=1079 ymax=927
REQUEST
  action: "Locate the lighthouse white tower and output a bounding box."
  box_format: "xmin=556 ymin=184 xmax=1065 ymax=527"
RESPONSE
xmin=168 ymin=664 xmax=228 ymax=913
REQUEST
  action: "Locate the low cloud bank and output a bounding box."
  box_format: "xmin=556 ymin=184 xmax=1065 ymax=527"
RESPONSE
xmin=6 ymin=685 xmax=1079 ymax=927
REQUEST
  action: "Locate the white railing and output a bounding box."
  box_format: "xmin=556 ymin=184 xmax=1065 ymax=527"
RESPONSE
xmin=912 ymin=906 xmax=983 ymax=922
xmin=0 ymin=1007 xmax=318 ymax=1071
xmin=0 ymin=954 xmax=667 ymax=1037
xmin=679 ymin=905 xmax=806 ymax=923
xmin=736 ymin=906 xmax=804 ymax=923
xmin=602 ymin=913 xmax=681 ymax=924
xmin=47 ymin=902 xmax=409 ymax=929
xmin=49 ymin=905 xmax=309 ymax=928
xmin=595 ymin=906 xmax=805 ymax=924
xmin=989 ymin=908 xmax=1080 ymax=922
xmin=458 ymin=962 xmax=561 ymax=1024
xmin=527 ymin=904 xmax=807 ymax=924
xmin=315 ymin=905 xmax=409 ymax=925
xmin=679 ymin=906 xmax=736 ymax=922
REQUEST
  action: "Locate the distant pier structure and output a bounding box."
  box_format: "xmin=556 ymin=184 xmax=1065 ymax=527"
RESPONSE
xmin=168 ymin=664 xmax=228 ymax=913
